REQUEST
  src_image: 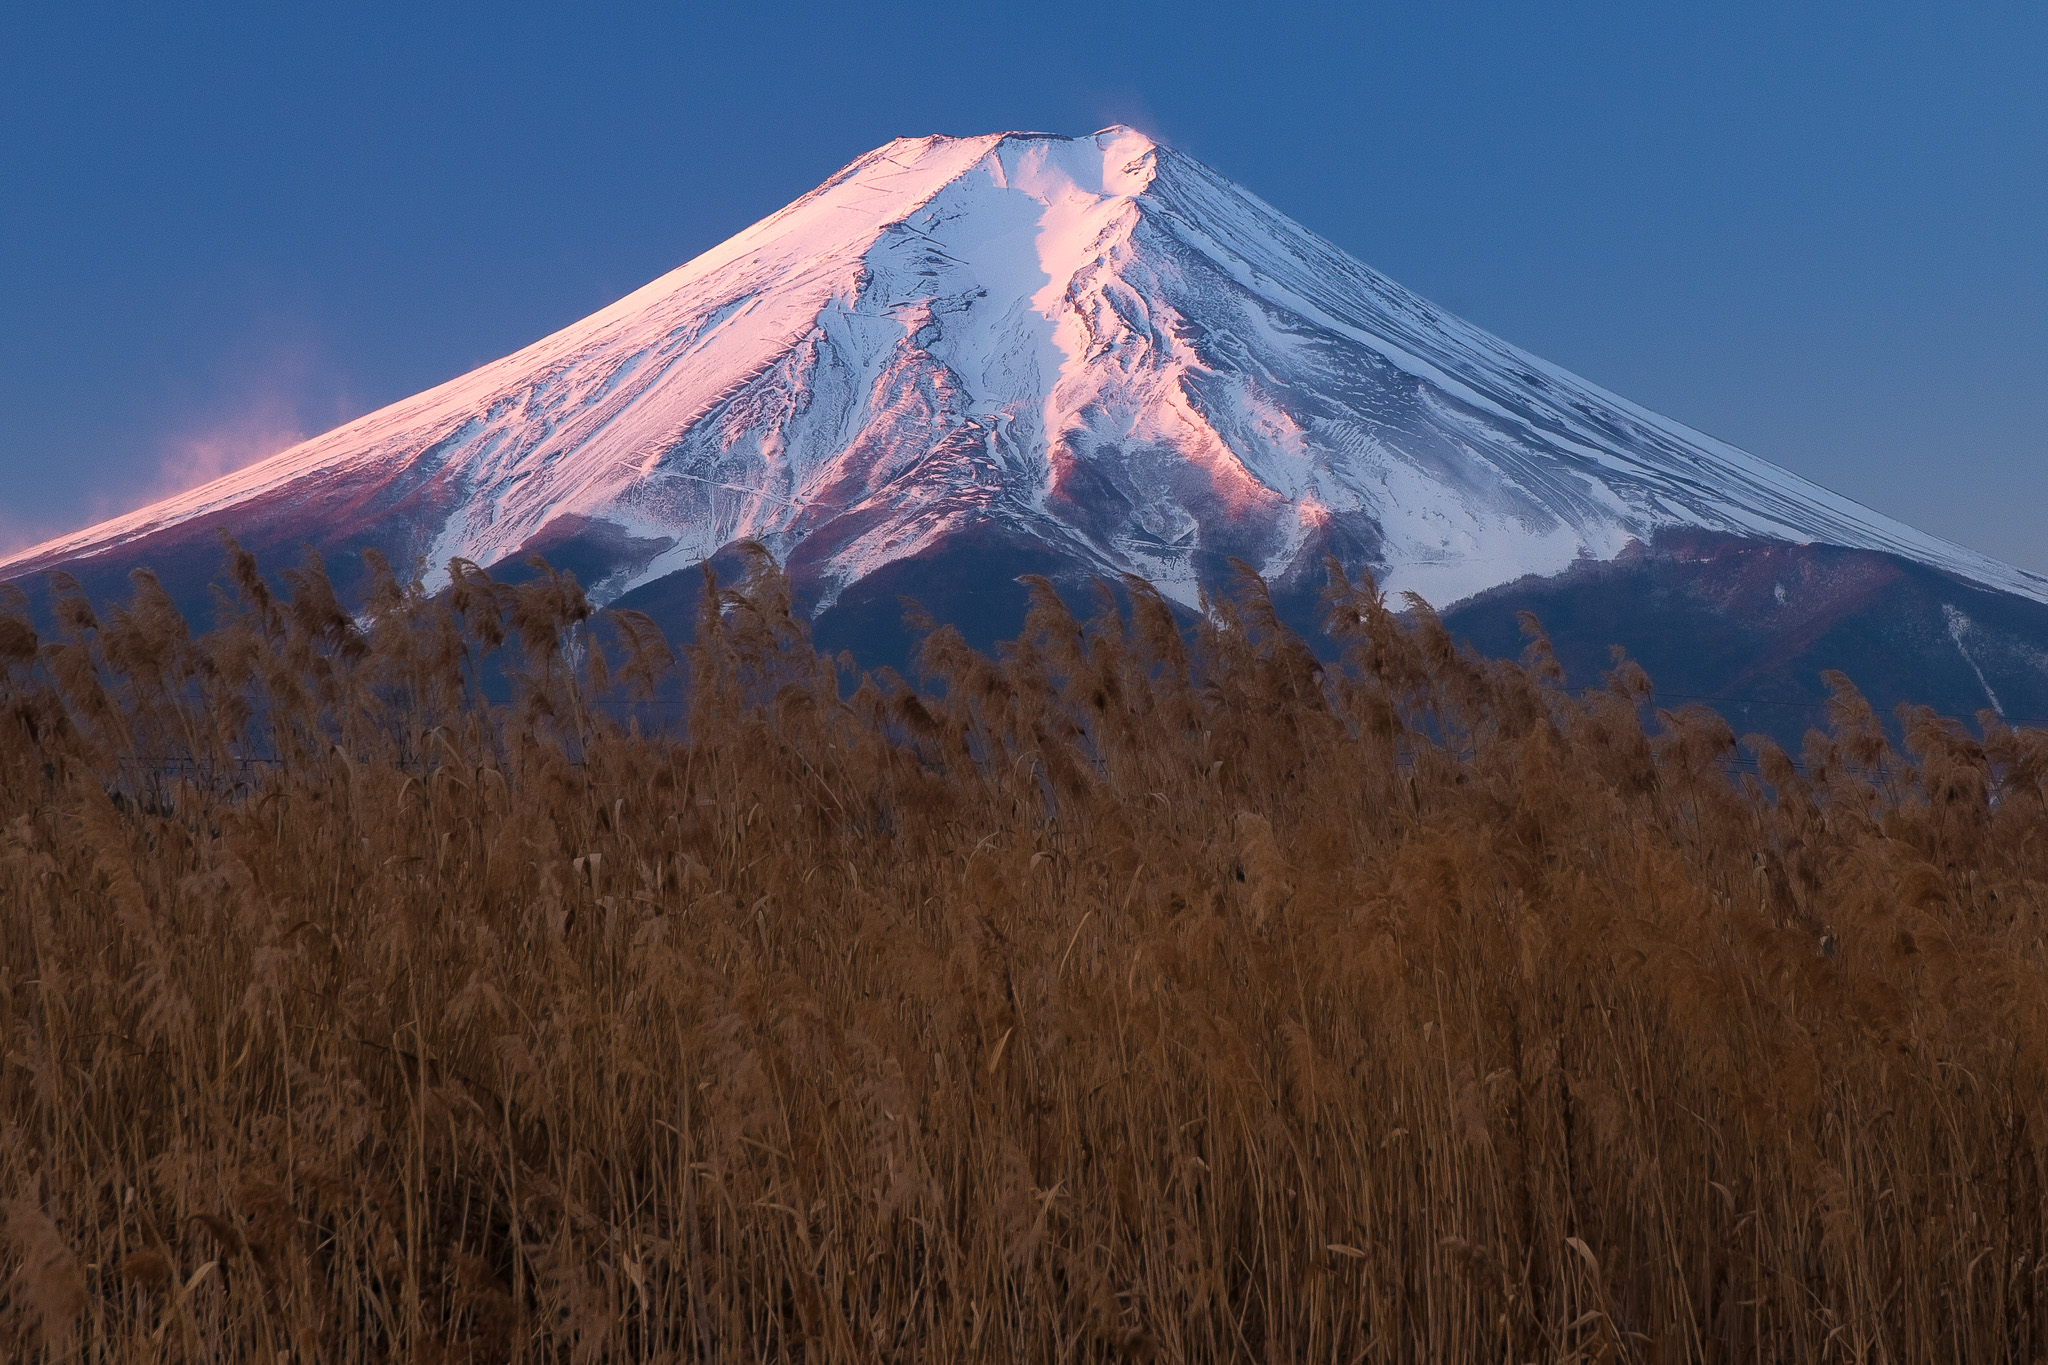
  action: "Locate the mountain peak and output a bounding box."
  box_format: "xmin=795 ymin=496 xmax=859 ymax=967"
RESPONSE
xmin=856 ymin=124 xmax=1165 ymax=203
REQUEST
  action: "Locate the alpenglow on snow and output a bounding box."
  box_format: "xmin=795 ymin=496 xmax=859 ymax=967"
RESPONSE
xmin=6 ymin=126 xmax=2045 ymax=630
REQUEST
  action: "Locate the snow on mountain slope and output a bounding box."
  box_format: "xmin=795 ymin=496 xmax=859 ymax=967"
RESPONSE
xmin=7 ymin=126 xmax=2044 ymax=619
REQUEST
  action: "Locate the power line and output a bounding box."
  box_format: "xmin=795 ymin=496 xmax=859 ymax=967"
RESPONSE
xmin=1650 ymin=691 xmax=2047 ymax=728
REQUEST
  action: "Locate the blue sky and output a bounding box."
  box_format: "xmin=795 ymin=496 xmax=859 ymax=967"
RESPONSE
xmin=3 ymin=2 xmax=2044 ymax=572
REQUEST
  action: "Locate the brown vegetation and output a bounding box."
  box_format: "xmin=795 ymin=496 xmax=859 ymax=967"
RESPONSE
xmin=3 ymin=539 xmax=2047 ymax=1362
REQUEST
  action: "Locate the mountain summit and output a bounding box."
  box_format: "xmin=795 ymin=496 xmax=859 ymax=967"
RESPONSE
xmin=8 ymin=128 xmax=2046 ymax=724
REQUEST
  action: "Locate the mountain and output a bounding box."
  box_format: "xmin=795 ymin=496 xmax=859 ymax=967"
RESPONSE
xmin=7 ymin=126 xmax=2046 ymax=734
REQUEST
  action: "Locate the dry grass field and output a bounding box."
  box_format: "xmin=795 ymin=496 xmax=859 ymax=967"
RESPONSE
xmin=3 ymin=539 xmax=2046 ymax=1362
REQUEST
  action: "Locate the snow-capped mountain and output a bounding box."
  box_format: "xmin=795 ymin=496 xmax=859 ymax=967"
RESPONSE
xmin=7 ymin=127 xmax=2046 ymax=727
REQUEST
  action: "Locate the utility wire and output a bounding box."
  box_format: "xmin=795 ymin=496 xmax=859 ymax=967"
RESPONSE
xmin=1649 ymin=690 xmax=2047 ymax=728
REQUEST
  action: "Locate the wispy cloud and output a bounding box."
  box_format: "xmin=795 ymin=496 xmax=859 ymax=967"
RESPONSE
xmin=1 ymin=401 xmax=313 ymax=560
xmin=1086 ymin=90 xmax=1173 ymax=148
xmin=0 ymin=324 xmax=359 ymax=566
xmin=144 ymin=394 xmax=311 ymax=502
xmin=92 ymin=331 xmax=357 ymax=527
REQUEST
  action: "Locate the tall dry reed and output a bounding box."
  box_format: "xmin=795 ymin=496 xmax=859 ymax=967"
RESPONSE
xmin=2 ymin=538 xmax=2045 ymax=1362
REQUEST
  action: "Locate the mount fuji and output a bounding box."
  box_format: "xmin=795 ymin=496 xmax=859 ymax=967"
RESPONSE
xmin=7 ymin=127 xmax=2046 ymax=730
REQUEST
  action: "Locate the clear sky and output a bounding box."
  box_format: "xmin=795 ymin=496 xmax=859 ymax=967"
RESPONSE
xmin=3 ymin=2 xmax=2043 ymax=573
